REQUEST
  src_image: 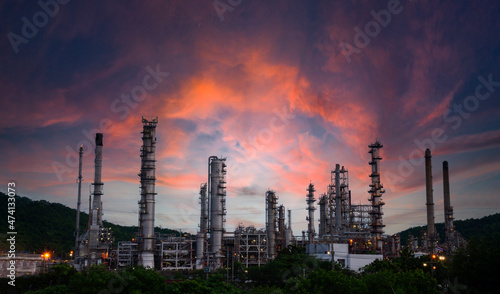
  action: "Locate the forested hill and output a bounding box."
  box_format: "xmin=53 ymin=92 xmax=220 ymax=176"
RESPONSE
xmin=397 ymin=212 xmax=500 ymax=246
xmin=0 ymin=192 xmax=184 ymax=257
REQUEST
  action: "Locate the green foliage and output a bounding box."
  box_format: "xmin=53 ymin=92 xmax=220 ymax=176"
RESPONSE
xmin=248 ymin=245 xmax=329 ymax=286
xmin=166 ymin=274 xmax=242 ymax=294
xmin=285 ymin=268 xmax=367 ymax=294
xmin=25 ymin=265 xmax=168 ymax=294
xmin=250 ymin=285 xmax=284 ymax=294
xmin=398 ymin=213 xmax=500 ymax=246
xmin=168 ymin=279 xmax=210 ymax=294
xmin=26 ymin=285 xmax=70 ymax=294
xmin=67 ymin=264 xmax=119 ymax=294
xmin=449 ymin=232 xmax=500 ymax=293
xmin=362 ymin=251 xmax=427 ymax=274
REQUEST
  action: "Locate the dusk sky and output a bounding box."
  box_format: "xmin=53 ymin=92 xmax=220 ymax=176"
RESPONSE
xmin=1 ymin=0 xmax=500 ymax=236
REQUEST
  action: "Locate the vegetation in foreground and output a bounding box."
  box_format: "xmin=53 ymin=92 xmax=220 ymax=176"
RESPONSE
xmin=1 ymin=234 xmax=498 ymax=294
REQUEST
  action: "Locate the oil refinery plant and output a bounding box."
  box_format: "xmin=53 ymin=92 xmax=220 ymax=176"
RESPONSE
xmin=72 ymin=117 xmax=466 ymax=272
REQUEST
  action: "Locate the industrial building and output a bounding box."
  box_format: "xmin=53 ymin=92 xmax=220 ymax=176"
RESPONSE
xmin=72 ymin=118 xmax=465 ymax=273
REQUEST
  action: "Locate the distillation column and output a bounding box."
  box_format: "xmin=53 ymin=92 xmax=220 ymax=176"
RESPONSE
xmin=443 ymin=161 xmax=455 ymax=253
xmin=266 ymin=190 xmax=277 ymax=260
xmin=306 ymin=183 xmax=316 ymax=244
xmin=196 ymin=183 xmax=208 ymax=269
xmin=208 ymin=156 xmax=227 ymax=268
xmin=333 ymin=164 xmax=342 ymax=233
xmin=318 ymin=194 xmax=328 ymax=239
xmin=138 ymin=117 xmax=158 ymax=268
xmin=285 ymin=209 xmax=292 ymax=247
xmin=89 ymin=134 xmax=104 ymax=254
xmin=368 ymin=141 xmax=385 ymax=254
xmin=425 ymin=148 xmax=436 ymax=254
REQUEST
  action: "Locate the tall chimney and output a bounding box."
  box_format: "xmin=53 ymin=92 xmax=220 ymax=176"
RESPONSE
xmin=89 ymin=134 xmax=104 ymax=251
xmin=425 ymin=148 xmax=436 ymax=253
xmin=443 ymin=161 xmax=454 ymax=252
xmin=74 ymin=146 xmax=83 ymax=259
xmin=138 ymin=117 xmax=158 ymax=268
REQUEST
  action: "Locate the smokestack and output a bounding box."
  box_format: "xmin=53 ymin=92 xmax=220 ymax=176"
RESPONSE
xmin=425 ymin=148 xmax=436 ymax=253
xmin=208 ymin=156 xmax=226 ymax=268
xmin=74 ymin=146 xmax=83 ymax=259
xmin=266 ymin=190 xmax=277 ymax=260
xmin=306 ymin=183 xmax=316 ymax=244
xmin=443 ymin=161 xmax=454 ymax=252
xmin=89 ymin=134 xmax=104 ymax=251
xmin=138 ymin=117 xmax=158 ymax=268
xmin=196 ymin=183 xmax=208 ymax=269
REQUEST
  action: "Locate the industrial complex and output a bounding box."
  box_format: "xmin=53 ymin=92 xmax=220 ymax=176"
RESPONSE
xmin=71 ymin=117 xmax=466 ymax=272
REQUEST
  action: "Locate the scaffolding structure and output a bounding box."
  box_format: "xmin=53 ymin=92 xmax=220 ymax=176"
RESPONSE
xmin=234 ymin=225 xmax=267 ymax=267
xmin=117 ymin=241 xmax=138 ymax=268
xmin=160 ymin=235 xmax=194 ymax=270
